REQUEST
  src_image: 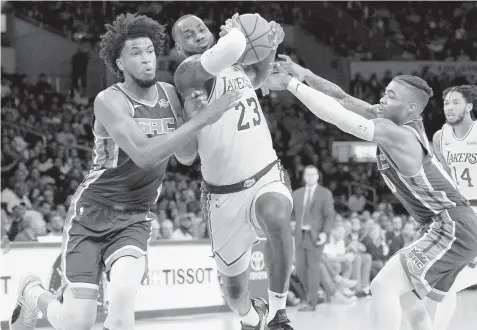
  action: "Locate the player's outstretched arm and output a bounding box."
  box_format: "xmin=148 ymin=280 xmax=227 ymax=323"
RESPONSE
xmin=278 ymin=54 xmax=377 ymax=120
xmin=94 ymin=89 xmax=242 ymax=170
xmin=432 ymin=130 xmax=452 ymax=175
xmin=285 ymin=76 xmax=411 ymax=148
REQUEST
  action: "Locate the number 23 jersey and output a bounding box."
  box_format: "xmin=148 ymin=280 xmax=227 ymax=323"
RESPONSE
xmin=198 ymin=65 xmax=278 ymax=185
xmin=440 ymin=121 xmax=477 ymax=211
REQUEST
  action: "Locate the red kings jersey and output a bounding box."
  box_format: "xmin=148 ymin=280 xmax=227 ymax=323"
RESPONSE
xmin=376 ymin=118 xmax=468 ymax=225
xmin=81 ymin=82 xmax=180 ymax=206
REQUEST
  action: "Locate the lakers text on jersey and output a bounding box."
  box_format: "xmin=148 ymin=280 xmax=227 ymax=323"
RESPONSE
xmin=198 ymin=65 xmax=278 ymax=185
xmin=440 ymin=121 xmax=477 ymax=212
xmin=84 ymin=82 xmax=180 ymax=207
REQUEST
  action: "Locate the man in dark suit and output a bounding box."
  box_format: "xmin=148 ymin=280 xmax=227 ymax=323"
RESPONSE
xmin=292 ymin=165 xmax=335 ymax=311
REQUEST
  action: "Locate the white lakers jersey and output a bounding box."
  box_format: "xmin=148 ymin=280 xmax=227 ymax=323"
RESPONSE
xmin=440 ymin=121 xmax=477 ymax=212
xmin=198 ymin=65 xmax=277 ymax=185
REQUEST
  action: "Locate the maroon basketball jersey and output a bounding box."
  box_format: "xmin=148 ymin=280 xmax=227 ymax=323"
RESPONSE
xmin=81 ymin=82 xmax=179 ymax=206
xmin=376 ymin=117 xmax=468 ymax=225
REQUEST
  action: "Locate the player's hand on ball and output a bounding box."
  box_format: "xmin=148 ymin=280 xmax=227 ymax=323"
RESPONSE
xmin=269 ymin=21 xmax=285 ymax=50
xmin=261 ymin=62 xmax=292 ymax=91
xmin=278 ymin=54 xmax=308 ymax=81
xmin=201 ymin=90 xmax=243 ymax=125
xmin=183 ymin=90 xmax=208 ymax=120
xmin=219 ymin=13 xmax=242 ymax=37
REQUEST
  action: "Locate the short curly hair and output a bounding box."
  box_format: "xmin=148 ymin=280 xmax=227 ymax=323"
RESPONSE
xmin=99 ymin=13 xmax=166 ymax=78
xmin=443 ymin=85 xmax=477 ymax=119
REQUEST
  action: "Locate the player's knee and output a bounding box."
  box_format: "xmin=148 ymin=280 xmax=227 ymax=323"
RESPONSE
xmin=63 ymin=307 xmax=96 ymax=330
xmin=255 ymin=193 xmax=291 ymax=235
xmin=62 ymin=287 xmax=97 ymax=330
xmin=221 ymin=273 xmax=249 ymax=301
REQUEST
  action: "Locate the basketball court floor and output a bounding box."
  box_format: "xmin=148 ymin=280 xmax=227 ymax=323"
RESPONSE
xmin=37 ymin=290 xmax=477 ymax=330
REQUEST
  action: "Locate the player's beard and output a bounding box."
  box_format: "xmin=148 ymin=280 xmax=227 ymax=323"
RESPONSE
xmin=131 ymin=74 xmax=156 ymax=88
xmin=446 ymin=111 xmax=466 ymax=126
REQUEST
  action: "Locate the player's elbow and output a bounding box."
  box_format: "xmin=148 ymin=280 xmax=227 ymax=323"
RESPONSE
xmin=175 ymin=152 xmax=197 ymax=166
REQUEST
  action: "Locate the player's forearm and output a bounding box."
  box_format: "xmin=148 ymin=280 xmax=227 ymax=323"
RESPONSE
xmin=287 ymin=78 xmax=375 ymax=141
xmin=303 ymin=70 xmax=376 ymax=119
xmin=201 ymin=28 xmax=246 ymax=76
xmin=140 ymin=118 xmax=205 ymax=169
xmin=250 ymin=48 xmax=277 ymax=88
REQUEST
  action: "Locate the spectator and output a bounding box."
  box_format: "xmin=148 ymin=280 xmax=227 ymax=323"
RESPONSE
xmin=385 ymin=215 xmax=403 ymax=244
xmin=348 ymin=187 xmax=367 ymax=213
xmin=324 ymin=225 xmax=372 ymax=298
xmin=171 ymin=213 xmax=194 ymax=240
xmin=292 ymin=165 xmax=335 ymax=311
xmin=362 ymin=223 xmax=389 ymax=279
xmin=319 ymin=255 xmax=358 ymax=304
xmin=14 ymin=209 xmax=47 ymax=242
xmin=150 ymin=219 xmax=161 ymax=241
xmin=47 ymin=213 xmax=64 ymax=236
xmin=160 ymin=219 xmax=174 ymax=239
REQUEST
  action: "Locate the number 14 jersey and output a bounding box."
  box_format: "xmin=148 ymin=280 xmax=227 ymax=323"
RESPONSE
xmin=198 ymin=65 xmax=278 ymax=185
xmin=440 ymin=121 xmax=477 ymax=212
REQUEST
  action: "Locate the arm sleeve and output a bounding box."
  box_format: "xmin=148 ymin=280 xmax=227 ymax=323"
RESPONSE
xmin=287 ymin=78 xmax=376 ymax=141
xmin=200 ymin=28 xmax=247 ymax=76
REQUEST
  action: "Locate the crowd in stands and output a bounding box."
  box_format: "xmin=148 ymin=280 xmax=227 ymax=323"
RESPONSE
xmin=339 ymin=1 xmax=477 ymax=60
xmin=8 ymin=1 xmax=477 ymax=61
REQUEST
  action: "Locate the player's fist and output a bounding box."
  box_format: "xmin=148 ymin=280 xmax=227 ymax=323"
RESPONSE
xmin=219 ymin=13 xmax=242 ymax=38
xmin=183 ymin=90 xmax=208 ymax=121
xmin=199 ymin=90 xmax=243 ymax=126
xmin=278 ymin=54 xmax=308 ymax=82
xmin=269 ymin=21 xmax=285 ymax=50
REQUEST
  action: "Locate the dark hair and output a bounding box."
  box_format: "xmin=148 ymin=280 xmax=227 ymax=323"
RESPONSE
xmin=443 ymin=85 xmax=477 ymax=119
xmin=99 ymin=13 xmax=166 ymax=78
xmin=393 ymin=75 xmax=434 ymax=98
xmin=442 ymin=85 xmax=476 ymax=104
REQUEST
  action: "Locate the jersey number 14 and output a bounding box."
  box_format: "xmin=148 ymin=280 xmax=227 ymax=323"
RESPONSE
xmin=452 ymin=167 xmax=474 ymax=187
xmin=235 ymin=97 xmax=261 ymax=131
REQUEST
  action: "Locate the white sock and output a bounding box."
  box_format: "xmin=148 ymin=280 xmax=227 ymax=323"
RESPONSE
xmin=268 ymin=289 xmax=288 ymax=321
xmin=241 ymin=302 xmax=260 ymax=326
xmin=46 ymin=300 xmax=64 ymax=329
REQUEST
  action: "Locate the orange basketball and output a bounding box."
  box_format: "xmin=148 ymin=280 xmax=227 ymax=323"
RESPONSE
xmin=236 ymin=14 xmax=275 ymax=65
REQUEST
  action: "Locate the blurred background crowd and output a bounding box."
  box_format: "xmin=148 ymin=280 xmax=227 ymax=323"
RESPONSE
xmin=2 ymin=0 xmax=477 ymax=305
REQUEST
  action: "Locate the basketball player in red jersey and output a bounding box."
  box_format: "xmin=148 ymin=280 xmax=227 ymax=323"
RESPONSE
xmin=263 ymin=57 xmax=477 ymax=330
xmin=172 ymin=14 xmax=295 ymax=330
xmin=405 ymin=85 xmax=477 ymax=330
xmin=9 ymin=13 xmax=241 ymax=330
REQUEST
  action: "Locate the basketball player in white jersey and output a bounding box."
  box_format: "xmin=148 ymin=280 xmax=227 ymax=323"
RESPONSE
xmin=424 ymin=84 xmax=477 ymax=330
xmin=172 ymin=14 xmax=295 ymax=330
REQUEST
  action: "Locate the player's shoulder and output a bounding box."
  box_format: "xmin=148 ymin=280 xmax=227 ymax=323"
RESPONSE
xmin=94 ymin=86 xmax=129 ymax=118
xmin=433 ymin=128 xmax=443 ymax=143
xmin=174 ymin=55 xmax=202 ymax=89
xmin=157 ymin=81 xmax=178 ymax=96
xmin=95 ymin=85 xmax=123 ymax=103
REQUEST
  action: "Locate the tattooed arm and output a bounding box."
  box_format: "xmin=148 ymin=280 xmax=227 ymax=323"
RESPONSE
xmin=278 ymin=55 xmax=377 ymax=119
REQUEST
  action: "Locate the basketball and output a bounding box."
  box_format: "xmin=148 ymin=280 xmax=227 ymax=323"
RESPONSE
xmin=236 ymin=13 xmax=275 ymax=65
